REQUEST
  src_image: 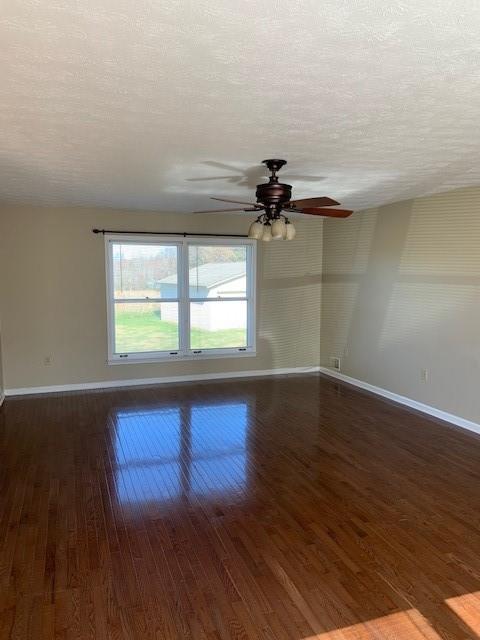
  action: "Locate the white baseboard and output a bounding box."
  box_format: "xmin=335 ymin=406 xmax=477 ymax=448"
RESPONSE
xmin=7 ymin=365 xmax=479 ymax=438
xmin=4 ymin=365 xmax=322 ymax=397
xmin=319 ymin=367 xmax=480 ymax=437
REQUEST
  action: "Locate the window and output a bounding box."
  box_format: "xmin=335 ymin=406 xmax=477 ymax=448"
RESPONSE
xmin=105 ymin=235 xmax=256 ymax=363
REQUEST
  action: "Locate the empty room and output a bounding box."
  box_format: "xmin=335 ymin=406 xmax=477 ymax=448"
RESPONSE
xmin=1 ymin=1 xmax=480 ymax=638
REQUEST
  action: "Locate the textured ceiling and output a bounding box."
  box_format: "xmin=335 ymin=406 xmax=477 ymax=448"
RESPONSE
xmin=2 ymin=1 xmax=480 ymax=213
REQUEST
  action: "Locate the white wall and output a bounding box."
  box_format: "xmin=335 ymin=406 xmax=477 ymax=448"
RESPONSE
xmin=0 ymin=205 xmax=322 ymax=390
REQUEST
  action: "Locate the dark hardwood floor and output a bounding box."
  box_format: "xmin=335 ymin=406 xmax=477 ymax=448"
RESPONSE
xmin=1 ymin=373 xmax=480 ymax=639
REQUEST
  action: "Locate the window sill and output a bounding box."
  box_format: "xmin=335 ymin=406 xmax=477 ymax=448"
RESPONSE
xmin=107 ymin=349 xmax=257 ymax=365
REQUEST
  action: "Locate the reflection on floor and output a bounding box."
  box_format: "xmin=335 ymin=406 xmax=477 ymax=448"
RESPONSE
xmin=114 ymin=403 xmax=248 ymax=505
xmin=1 ymin=374 xmax=480 ymax=639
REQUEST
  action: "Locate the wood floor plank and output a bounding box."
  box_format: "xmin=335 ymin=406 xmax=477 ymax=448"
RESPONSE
xmin=1 ymin=374 xmax=480 ymax=639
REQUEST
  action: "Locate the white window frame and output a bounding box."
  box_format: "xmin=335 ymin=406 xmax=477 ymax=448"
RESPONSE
xmin=105 ymin=234 xmax=257 ymax=364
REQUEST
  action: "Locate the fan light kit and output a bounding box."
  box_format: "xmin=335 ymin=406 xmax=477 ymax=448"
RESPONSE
xmin=193 ymin=159 xmax=353 ymax=241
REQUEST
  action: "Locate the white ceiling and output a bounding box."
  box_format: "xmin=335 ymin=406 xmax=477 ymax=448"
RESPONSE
xmin=2 ymin=1 xmax=480 ymax=213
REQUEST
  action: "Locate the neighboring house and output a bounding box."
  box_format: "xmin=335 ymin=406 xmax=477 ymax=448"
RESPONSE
xmin=157 ymin=262 xmax=246 ymax=331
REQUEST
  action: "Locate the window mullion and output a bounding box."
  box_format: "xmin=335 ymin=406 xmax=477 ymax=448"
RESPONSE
xmin=179 ymin=240 xmax=190 ymax=354
xmin=185 ymin=296 xmax=248 ymax=303
xmin=113 ymin=297 xmax=179 ymax=304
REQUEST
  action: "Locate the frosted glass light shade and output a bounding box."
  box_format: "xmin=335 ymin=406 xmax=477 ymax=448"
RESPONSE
xmin=285 ymin=222 xmax=296 ymax=240
xmin=248 ymin=221 xmax=264 ymax=239
xmin=261 ymin=223 xmax=273 ymax=242
xmin=271 ymin=218 xmax=286 ymax=239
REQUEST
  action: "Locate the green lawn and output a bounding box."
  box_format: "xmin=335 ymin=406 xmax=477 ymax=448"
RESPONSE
xmin=115 ymin=308 xmax=246 ymax=352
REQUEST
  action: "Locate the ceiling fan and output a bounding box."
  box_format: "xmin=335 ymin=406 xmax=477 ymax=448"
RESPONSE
xmin=192 ymin=159 xmax=353 ymax=241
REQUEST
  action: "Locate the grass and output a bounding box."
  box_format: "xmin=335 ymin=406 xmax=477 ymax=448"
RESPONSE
xmin=115 ymin=308 xmax=246 ymax=353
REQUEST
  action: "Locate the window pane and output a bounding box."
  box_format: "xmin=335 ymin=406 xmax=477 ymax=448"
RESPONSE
xmin=112 ymin=243 xmax=179 ymax=299
xmin=188 ymin=245 xmax=247 ymax=299
xmin=189 ymin=300 xmax=247 ymax=349
xmin=114 ymin=302 xmax=179 ymax=353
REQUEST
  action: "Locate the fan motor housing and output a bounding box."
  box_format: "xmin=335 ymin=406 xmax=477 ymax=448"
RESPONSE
xmin=256 ymin=158 xmax=292 ymax=209
xmin=255 ymin=181 xmax=292 ymax=207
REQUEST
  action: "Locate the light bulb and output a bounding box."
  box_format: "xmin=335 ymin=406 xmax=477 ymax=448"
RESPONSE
xmin=261 ymin=223 xmax=273 ymax=242
xmin=285 ymin=222 xmax=296 ymax=240
xmin=248 ymin=221 xmax=264 ymax=239
xmin=271 ymin=218 xmax=286 ymax=240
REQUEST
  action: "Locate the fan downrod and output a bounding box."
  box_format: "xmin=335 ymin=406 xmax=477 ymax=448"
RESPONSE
xmin=257 ymin=159 xmax=291 ymax=211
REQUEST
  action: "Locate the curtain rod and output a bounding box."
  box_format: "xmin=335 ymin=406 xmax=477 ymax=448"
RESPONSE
xmin=92 ymin=228 xmax=247 ymax=238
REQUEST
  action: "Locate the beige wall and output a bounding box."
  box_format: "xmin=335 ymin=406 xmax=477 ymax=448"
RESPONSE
xmin=0 ymin=325 xmax=4 ymax=399
xmin=321 ymin=186 xmax=480 ymax=423
xmin=0 ymin=205 xmax=322 ymax=389
xmin=5 ymin=187 xmax=479 ymax=423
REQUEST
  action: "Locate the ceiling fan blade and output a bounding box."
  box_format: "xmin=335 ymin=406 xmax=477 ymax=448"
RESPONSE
xmin=192 ymin=207 xmax=254 ymax=214
xmin=289 ymin=197 xmax=340 ymax=208
xmin=298 ymin=207 xmax=353 ymax=218
xmin=211 ymin=197 xmax=260 ymax=206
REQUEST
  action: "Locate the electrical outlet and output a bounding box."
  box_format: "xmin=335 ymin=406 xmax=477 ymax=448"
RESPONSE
xmin=331 ymin=357 xmax=341 ymax=371
xmin=44 ymin=356 xmax=52 ymax=366
xmin=420 ymin=368 xmax=428 ymax=383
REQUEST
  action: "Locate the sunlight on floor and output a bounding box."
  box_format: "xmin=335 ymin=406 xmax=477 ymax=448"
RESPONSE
xmin=445 ymin=591 xmax=480 ymax=636
xmin=302 ymin=608 xmax=442 ymax=639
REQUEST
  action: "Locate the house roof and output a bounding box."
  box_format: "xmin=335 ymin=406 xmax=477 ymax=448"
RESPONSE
xmin=158 ymin=262 xmax=245 ymax=290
